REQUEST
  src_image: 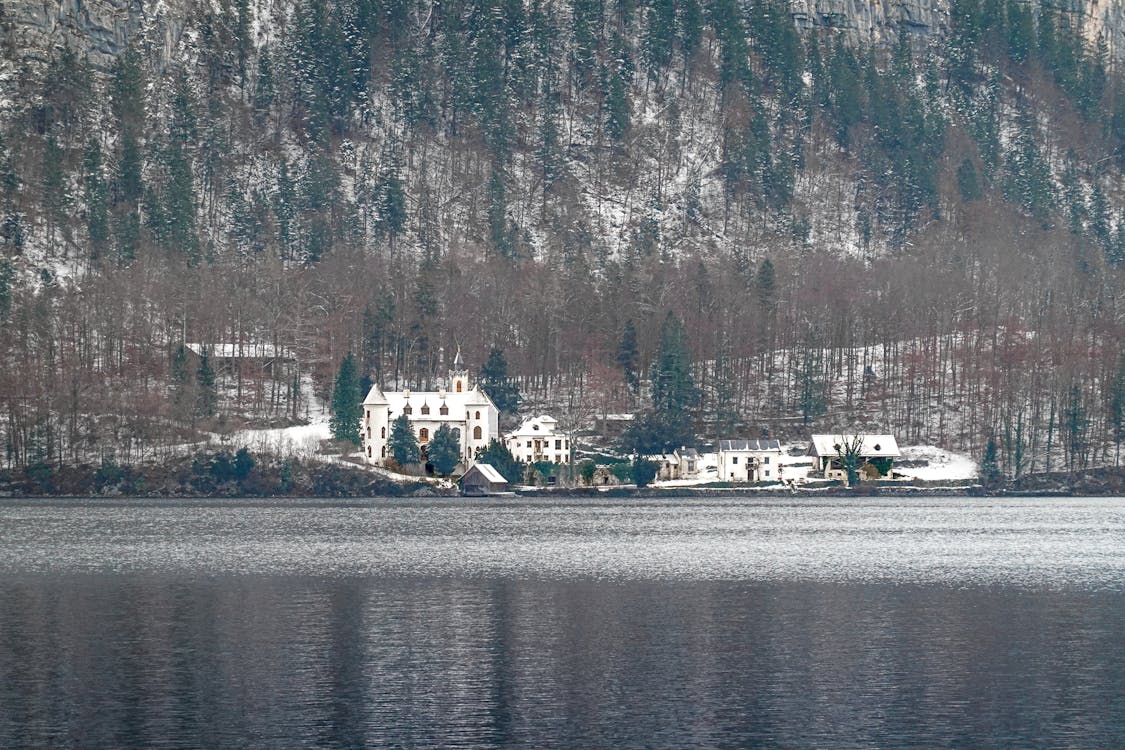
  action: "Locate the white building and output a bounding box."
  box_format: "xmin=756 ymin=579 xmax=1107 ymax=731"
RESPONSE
xmin=361 ymin=349 xmax=500 ymax=467
xmin=808 ymin=434 xmax=900 ymax=480
xmin=505 ymin=415 xmax=571 ymax=465
xmin=718 ymin=439 xmax=783 ymax=482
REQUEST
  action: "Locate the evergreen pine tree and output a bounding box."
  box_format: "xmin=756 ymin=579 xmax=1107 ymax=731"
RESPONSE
xmin=195 ymin=350 xmax=218 ymax=419
xmin=981 ymin=436 xmax=1002 ymax=486
xmin=388 ymin=414 xmax=420 ymax=465
xmin=82 ymin=140 xmax=110 ymax=258
xmin=617 ymin=319 xmax=639 ymax=395
xmin=957 ymin=157 xmax=982 ymax=202
xmin=428 ymin=424 xmax=461 ymax=476
xmin=480 ymin=347 xmax=521 ymax=414
xmin=330 ymin=352 xmax=362 ymax=444
xmin=474 ymin=438 xmax=524 ymax=483
xmin=646 ymin=311 xmax=697 ymax=450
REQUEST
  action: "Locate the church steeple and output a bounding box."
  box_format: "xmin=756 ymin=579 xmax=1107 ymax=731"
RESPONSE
xmin=449 ymin=346 xmax=468 ymax=393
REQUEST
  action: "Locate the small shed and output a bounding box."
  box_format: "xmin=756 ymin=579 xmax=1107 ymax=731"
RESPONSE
xmin=460 ymin=463 xmax=510 ymax=496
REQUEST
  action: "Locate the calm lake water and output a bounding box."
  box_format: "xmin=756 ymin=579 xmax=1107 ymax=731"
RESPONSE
xmin=0 ymin=496 xmax=1122 ymax=748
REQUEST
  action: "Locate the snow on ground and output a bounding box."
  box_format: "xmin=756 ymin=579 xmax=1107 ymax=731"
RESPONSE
xmin=897 ymin=445 xmax=978 ymax=482
xmin=650 ymin=444 xmax=979 ymax=488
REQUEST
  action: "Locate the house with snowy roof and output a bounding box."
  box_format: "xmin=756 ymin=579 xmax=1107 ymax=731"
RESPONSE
xmin=807 ymin=434 xmax=900 ymax=480
xmin=505 ymin=415 xmax=571 ymax=465
xmin=460 ymin=463 xmax=510 ymax=495
xmin=361 ymin=348 xmax=500 ymax=468
xmin=718 ymin=439 xmax=783 ymax=482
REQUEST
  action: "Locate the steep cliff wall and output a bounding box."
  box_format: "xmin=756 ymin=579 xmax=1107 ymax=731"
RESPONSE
xmin=0 ymin=0 xmax=1119 ymax=75
xmin=791 ymin=0 xmax=1123 ymax=62
xmin=0 ymin=0 xmax=188 ymax=70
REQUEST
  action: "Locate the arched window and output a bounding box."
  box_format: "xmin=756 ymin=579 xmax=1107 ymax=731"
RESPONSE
xmin=419 ymin=428 xmax=429 ymax=443
xmin=475 ymin=411 xmax=481 ymax=420
xmin=473 ymin=426 xmax=482 ymax=440
xmin=367 ymin=446 xmax=371 ymax=457
xmin=381 ymin=446 xmax=386 ymax=457
xmin=452 ymin=428 xmax=461 ymax=441
xmin=381 ymin=426 xmax=385 ymax=438
xmin=456 ymin=380 xmax=463 ymax=393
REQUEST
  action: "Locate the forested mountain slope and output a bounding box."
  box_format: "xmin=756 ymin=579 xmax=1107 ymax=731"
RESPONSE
xmin=0 ymin=0 xmax=1122 ymax=476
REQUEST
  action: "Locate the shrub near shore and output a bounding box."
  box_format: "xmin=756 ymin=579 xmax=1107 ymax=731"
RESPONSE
xmin=0 ymin=450 xmax=428 ymax=498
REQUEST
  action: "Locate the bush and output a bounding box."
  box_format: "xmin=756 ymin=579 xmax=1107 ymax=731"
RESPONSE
xmin=631 ymin=456 xmax=658 ymax=488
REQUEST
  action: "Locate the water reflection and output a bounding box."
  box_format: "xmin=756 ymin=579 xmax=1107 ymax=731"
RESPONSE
xmin=2 ymin=577 xmax=1122 ymax=748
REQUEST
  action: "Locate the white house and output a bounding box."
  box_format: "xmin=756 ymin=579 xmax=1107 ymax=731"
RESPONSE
xmin=361 ymin=349 xmax=500 ymax=467
xmin=505 ymin=415 xmax=571 ymax=465
xmin=808 ymin=434 xmax=901 ymax=480
xmin=718 ymin=439 xmax=783 ymax=482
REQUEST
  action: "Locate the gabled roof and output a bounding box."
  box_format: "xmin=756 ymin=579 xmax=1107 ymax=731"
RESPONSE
xmin=365 ymin=386 xmax=499 ymax=420
xmin=719 ymin=439 xmax=782 ymax=452
xmin=808 ymin=434 xmax=900 ymax=458
xmin=676 ymin=447 xmax=700 ymax=459
xmin=464 ymin=462 xmax=507 ymax=484
xmin=506 ymin=415 xmax=562 ymax=439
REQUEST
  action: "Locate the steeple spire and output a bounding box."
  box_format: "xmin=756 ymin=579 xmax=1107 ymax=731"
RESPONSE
xmin=449 ymin=346 xmax=468 ymax=393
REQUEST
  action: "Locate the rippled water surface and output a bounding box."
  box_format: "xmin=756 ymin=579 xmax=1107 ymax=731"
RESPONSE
xmin=1 ymin=496 xmax=1123 ymax=748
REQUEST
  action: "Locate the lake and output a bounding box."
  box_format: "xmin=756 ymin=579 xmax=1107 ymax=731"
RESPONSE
xmin=1 ymin=497 xmax=1122 ymax=748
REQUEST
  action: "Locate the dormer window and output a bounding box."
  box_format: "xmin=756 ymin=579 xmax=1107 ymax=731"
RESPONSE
xmin=421 ymin=404 xmax=430 ymax=415
xmin=439 ymin=404 xmax=449 ymax=416
xmin=403 ymin=405 xmax=412 ymax=415
xmin=533 ymin=424 xmax=540 ymax=431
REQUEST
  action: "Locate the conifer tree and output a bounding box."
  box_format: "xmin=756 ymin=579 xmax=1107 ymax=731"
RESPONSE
xmin=330 ymin=352 xmax=362 ymax=444
xmin=647 ymin=311 xmax=697 ymax=449
xmin=388 ymin=414 xmax=420 ymax=465
xmin=428 ymin=424 xmax=461 ymax=476
xmin=195 ymin=350 xmax=218 ymax=419
xmin=480 ymin=347 xmax=521 ymax=415
xmin=617 ymin=319 xmax=639 ymax=395
xmin=82 ymin=140 xmax=110 ymax=258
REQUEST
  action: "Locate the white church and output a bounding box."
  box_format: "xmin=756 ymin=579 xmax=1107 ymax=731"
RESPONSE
xmin=361 ymin=349 xmax=501 ymax=467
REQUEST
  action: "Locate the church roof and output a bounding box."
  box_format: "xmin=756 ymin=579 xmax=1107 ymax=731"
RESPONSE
xmin=378 ymin=385 xmax=497 ymax=421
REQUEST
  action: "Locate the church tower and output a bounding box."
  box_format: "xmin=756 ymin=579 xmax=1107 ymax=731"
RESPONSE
xmin=449 ymin=346 xmax=469 ymax=393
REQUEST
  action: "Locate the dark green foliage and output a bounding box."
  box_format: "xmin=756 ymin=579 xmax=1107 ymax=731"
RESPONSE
xmin=82 ymin=140 xmax=110 ymax=256
xmin=578 ymin=459 xmax=597 ymax=485
xmin=428 ymin=424 xmax=461 ymax=476
xmin=957 ymin=158 xmax=981 ymax=203
xmin=480 ymin=347 xmax=521 ymax=414
xmin=631 ymin=455 xmax=657 ymax=487
xmin=617 ymin=319 xmax=639 ymax=394
xmin=373 ymin=163 xmax=407 ymax=239
xmin=171 ymin=344 xmax=194 ymax=419
xmin=1003 ymin=105 xmax=1053 ymax=226
xmin=195 ymin=350 xmax=218 ymax=418
xmin=796 ymin=340 xmax=826 ymax=424
xmin=1065 ymin=383 xmax=1088 ymax=472
xmin=625 ymin=312 xmax=696 ymax=452
xmin=475 ymin=438 xmax=524 ymax=483
xmin=981 ymin=436 xmax=1002 ymax=486
xmin=234 ymin=447 xmax=255 ymax=479
xmin=0 ymin=259 xmax=13 ymax=319
xmin=330 ymin=352 xmax=362 ymax=444
xmin=388 ymin=414 xmax=420 ymax=465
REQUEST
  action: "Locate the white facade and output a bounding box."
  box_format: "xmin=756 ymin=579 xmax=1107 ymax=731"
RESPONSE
xmin=505 ymin=415 xmax=571 ymax=465
xmin=361 ymin=353 xmax=500 ymax=467
xmin=718 ymin=439 xmax=783 ymax=482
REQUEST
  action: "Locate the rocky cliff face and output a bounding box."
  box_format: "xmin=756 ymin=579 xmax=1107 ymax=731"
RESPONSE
xmin=0 ymin=0 xmax=1120 ymax=74
xmin=792 ymin=0 xmax=1122 ymax=62
xmin=0 ymin=0 xmax=188 ymax=70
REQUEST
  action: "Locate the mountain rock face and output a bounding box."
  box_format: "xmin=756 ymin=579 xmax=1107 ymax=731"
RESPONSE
xmin=792 ymin=0 xmax=1121 ymax=60
xmin=0 ymin=0 xmax=186 ymax=69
